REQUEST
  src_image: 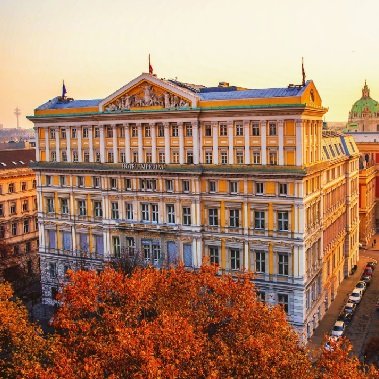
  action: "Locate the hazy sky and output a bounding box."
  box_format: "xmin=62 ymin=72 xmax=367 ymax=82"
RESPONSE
xmin=1 ymin=0 xmax=378 ymax=128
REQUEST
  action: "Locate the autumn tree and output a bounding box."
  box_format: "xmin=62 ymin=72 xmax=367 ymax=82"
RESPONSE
xmin=0 ymin=283 xmax=51 ymax=379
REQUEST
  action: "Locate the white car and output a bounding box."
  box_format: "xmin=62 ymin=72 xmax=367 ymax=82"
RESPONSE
xmin=355 ymin=281 xmax=366 ymax=293
xmin=348 ymin=288 xmax=363 ymax=304
xmin=331 ymin=321 xmax=345 ymax=337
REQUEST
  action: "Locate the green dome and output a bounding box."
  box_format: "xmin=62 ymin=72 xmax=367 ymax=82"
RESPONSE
xmin=350 ymin=81 xmax=379 ymax=116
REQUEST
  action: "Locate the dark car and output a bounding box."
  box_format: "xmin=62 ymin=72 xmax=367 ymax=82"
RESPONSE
xmin=361 ymin=275 xmax=372 ymax=286
xmin=366 ymin=261 xmax=377 ymax=270
xmin=355 ymin=281 xmax=367 ymax=293
xmin=364 ymin=267 xmax=373 ymax=276
xmin=344 ymin=302 xmax=357 ymax=314
xmin=337 ymin=311 xmax=353 ymax=324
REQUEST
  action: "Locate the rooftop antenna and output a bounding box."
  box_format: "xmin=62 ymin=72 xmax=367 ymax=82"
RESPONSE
xmin=14 ymin=106 xmax=21 ymax=129
xmin=302 ymin=57 xmax=306 ymax=86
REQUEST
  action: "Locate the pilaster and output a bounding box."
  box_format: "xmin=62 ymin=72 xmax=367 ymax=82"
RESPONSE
xmin=244 ymin=120 xmax=250 ymax=164
xmin=178 ymin=122 xmax=184 ymax=164
xmin=260 ymin=121 xmax=267 ymax=165
xmin=278 ymin=120 xmax=284 ymax=166
xmin=164 ymin=122 xmax=170 ymax=164
xmin=193 ymin=121 xmax=199 ymax=164
xmin=212 ymin=122 xmax=219 ymax=164
xmin=296 ymin=119 xmax=303 ymax=166
xmin=228 ymin=121 xmax=234 ymax=164
xmin=151 ymin=123 xmax=157 ymax=163
xmin=45 ymin=129 xmax=50 ymax=162
xmin=113 ymin=125 xmax=118 ymax=163
xmin=137 ymin=123 xmax=143 ymax=163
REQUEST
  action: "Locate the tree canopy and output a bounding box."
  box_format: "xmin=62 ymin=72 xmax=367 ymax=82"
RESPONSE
xmin=0 ymin=265 xmax=378 ymax=378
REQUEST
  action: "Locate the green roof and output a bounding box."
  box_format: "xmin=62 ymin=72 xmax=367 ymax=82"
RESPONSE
xmin=351 ymin=82 xmax=379 ymax=116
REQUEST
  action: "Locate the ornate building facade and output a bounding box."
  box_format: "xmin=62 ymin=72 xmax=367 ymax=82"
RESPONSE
xmin=28 ymin=72 xmax=359 ymax=337
xmin=0 ymin=149 xmax=40 ymax=294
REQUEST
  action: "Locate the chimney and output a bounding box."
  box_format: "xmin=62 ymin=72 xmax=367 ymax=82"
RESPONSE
xmin=218 ymin=82 xmax=229 ymax=88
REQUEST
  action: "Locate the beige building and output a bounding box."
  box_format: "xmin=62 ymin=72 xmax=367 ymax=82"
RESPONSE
xmin=28 ymin=72 xmax=359 ymax=338
xmin=0 ymin=149 xmax=40 ymax=294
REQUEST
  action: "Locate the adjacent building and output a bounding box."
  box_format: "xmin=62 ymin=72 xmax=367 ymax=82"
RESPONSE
xmin=0 ymin=149 xmax=40 ymax=294
xmin=28 ymin=72 xmax=359 ymax=337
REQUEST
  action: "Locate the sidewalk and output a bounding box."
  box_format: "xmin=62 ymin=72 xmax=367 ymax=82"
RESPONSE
xmin=307 ymin=253 xmax=371 ymax=351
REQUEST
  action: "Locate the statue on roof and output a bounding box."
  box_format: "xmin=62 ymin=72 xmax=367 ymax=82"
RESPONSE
xmin=362 ymin=80 xmax=370 ymax=98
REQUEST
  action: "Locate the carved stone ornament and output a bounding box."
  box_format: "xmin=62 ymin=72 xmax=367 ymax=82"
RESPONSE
xmin=105 ymin=82 xmax=191 ymax=112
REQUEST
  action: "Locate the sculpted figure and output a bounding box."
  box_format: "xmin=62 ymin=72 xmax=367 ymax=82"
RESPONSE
xmin=144 ymin=85 xmax=154 ymax=105
xmin=164 ymin=92 xmax=171 ymax=108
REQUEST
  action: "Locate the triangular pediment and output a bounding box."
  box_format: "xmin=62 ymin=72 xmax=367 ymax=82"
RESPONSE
xmin=99 ymin=73 xmax=199 ymax=112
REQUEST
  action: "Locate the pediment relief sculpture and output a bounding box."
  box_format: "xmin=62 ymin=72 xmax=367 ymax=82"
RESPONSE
xmin=105 ymin=82 xmax=191 ymax=112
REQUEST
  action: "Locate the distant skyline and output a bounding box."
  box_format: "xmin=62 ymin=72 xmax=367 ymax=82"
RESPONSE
xmin=1 ymin=0 xmax=378 ymax=128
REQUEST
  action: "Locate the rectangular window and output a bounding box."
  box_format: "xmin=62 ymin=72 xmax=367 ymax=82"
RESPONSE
xmin=11 ymin=222 xmax=17 ymax=236
xmin=236 ymin=151 xmax=244 ymax=164
xmin=278 ymin=254 xmax=289 ymax=276
xmin=205 ymin=152 xmax=213 ymax=164
xmin=106 ymin=126 xmax=113 ymax=138
xmin=61 ymin=129 xmax=66 ymax=139
xmin=84 ymin=151 xmax=90 ymax=162
xmin=22 ymin=200 xmax=28 ymax=212
xmin=278 ymin=211 xmax=289 ymax=231
xmin=256 ymin=182 xmax=264 ymax=194
xmin=94 ymin=127 xmax=100 ymax=138
xmin=172 ymin=124 xmax=179 ymax=137
xmin=158 ymin=124 xmax=164 ymax=137
xmin=93 ymin=177 xmax=100 ymax=188
xmin=185 ymin=123 xmax=192 ymax=137
xmin=0 ymin=225 xmax=5 ymax=238
xmin=186 ymin=151 xmax=193 ymax=164
xmin=131 ymin=126 xmax=138 ymax=137
xmin=278 ymin=293 xmax=289 ymax=313
xmin=71 ymin=128 xmax=77 ymax=139
xmin=62 ymin=151 xmax=68 ymax=162
xmin=235 ymin=122 xmax=243 ymax=136
xmin=77 ymin=176 xmax=84 ymax=188
xmin=0 ymin=204 xmax=3 ymax=217
xmin=10 ymin=202 xmax=16 ymax=214
xmin=159 ymin=152 xmax=165 ymax=163
xmin=8 ymin=183 xmax=15 ymax=193
xmin=32 ymin=180 xmax=37 ymax=189
xmin=166 ymin=204 xmax=176 ymax=224
xmin=269 ymin=122 xmax=277 ymax=136
xmin=125 ymin=203 xmax=133 ymax=220
xmin=208 ymin=208 xmax=219 ymax=226
xmin=110 ymin=178 xmax=117 ymax=190
xmin=230 ymin=248 xmax=240 ymax=270
xmin=253 ymin=151 xmax=261 ymax=164
xmin=72 ymin=151 xmax=79 ymax=162
xmin=49 ymin=263 xmax=57 ymax=278
xmin=50 ymin=151 xmax=56 ymax=162
xmin=49 ymin=129 xmax=56 ymax=139
xmin=172 ymin=151 xmax=179 ymax=163
xmin=166 ymin=179 xmax=173 ymax=192
xmin=219 ymin=123 xmax=227 ymax=136
xmin=209 ymin=180 xmax=216 ymax=193
xmin=83 ymin=127 xmax=88 ymax=138
xmin=255 ymin=250 xmax=266 ymax=273
xmin=60 ymin=175 xmax=66 ymax=186
xmin=107 ymin=151 xmax=114 ymax=163
xmin=23 ymin=219 xmax=29 ymax=233
xmin=269 ymin=151 xmax=278 ymax=165
xmin=62 ymin=232 xmax=72 ymax=251
xmin=120 ymin=152 xmax=126 ymax=163
xmin=182 ymin=207 xmax=192 ymax=225
xmin=113 ymin=236 xmax=121 ymax=257
xmin=78 ymin=200 xmax=87 ymax=216
xmin=95 ymin=152 xmax=101 ymax=162
xmin=229 ymin=181 xmax=238 ymax=194
xmin=229 ymin=209 xmax=240 ymax=228
xmin=279 ymin=183 xmax=287 ymax=196
xmin=152 ymin=204 xmax=159 ymax=223
xmin=182 ymin=180 xmax=190 ymax=193
xmin=209 ymin=246 xmax=219 ymax=265
xmin=47 ymin=198 xmax=54 ymax=213
xmin=146 ymin=152 xmax=152 ymax=163
xmin=145 ymin=125 xmax=151 ymax=137
xmin=254 ymin=211 xmax=265 ymax=229
xmin=221 ymin=151 xmax=228 ymax=164
xmin=61 ymin=198 xmax=69 ymax=214
xmin=205 ymin=124 xmax=212 ymax=136
xmin=141 ymin=203 xmax=150 ymax=221
xmin=251 ymin=122 xmax=260 ymax=136
xmin=111 ymin=202 xmax=119 ymax=219
xmin=124 ymin=178 xmax=132 ymax=190
xmin=94 ymin=201 xmax=102 ymax=217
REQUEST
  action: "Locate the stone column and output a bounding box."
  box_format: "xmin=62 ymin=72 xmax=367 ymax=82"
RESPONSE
xmin=113 ymin=125 xmax=118 ymax=163
xmin=178 ymin=122 xmax=185 ymax=164
xmin=88 ymin=126 xmax=94 ymax=162
xmin=260 ymin=121 xmax=267 ymax=165
xmin=137 ymin=123 xmax=143 ymax=163
xmin=99 ymin=125 xmax=105 ymax=163
xmin=278 ymin=120 xmax=284 ymax=166
xmin=192 ymin=121 xmax=199 ymax=164
xmin=244 ymin=242 xmax=249 ymax=271
xmin=77 ymin=127 xmax=82 ymax=162
xmin=151 ymin=123 xmax=157 ymax=163
xmin=45 ymin=129 xmax=50 ymax=162
xmin=212 ymin=122 xmax=219 ymax=164
xmin=164 ymin=122 xmax=170 ymax=164
xmin=55 ymin=128 xmax=60 ymax=162
xmin=66 ymin=127 xmax=72 ymax=162
xmin=296 ymin=120 xmax=303 ymax=166
xmin=125 ymin=124 xmax=131 ymax=163
xmin=228 ymin=121 xmax=234 ymax=164
xmin=244 ymin=120 xmax=250 ymax=164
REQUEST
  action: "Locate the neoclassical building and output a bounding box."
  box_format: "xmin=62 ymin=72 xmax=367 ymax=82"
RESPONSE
xmin=28 ymin=72 xmax=359 ymax=338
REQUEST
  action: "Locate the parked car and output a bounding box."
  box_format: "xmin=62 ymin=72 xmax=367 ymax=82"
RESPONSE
xmin=364 ymin=266 xmax=373 ymax=276
xmin=355 ymin=281 xmax=367 ymax=293
xmin=349 ymin=288 xmax=363 ymax=304
xmin=331 ymin=321 xmax=346 ymax=337
xmin=344 ymin=302 xmax=357 ymax=314
xmin=361 ymin=275 xmax=372 ymax=286
xmin=366 ymin=261 xmax=377 ymax=270
xmin=337 ymin=311 xmax=353 ymax=324
xmin=324 ymin=335 xmax=339 ymax=352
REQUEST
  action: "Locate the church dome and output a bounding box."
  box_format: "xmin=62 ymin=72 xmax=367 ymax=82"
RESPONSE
xmin=350 ymin=81 xmax=379 ymax=117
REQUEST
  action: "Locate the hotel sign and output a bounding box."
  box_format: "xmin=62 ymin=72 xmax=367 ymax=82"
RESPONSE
xmin=122 ymin=163 xmax=166 ymax=170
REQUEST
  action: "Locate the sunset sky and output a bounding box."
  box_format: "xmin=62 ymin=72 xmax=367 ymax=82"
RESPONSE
xmin=1 ymin=0 xmax=378 ymax=128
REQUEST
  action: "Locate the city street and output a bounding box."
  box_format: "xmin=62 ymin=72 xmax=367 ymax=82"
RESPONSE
xmin=308 ymin=245 xmax=379 ymax=364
